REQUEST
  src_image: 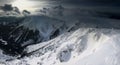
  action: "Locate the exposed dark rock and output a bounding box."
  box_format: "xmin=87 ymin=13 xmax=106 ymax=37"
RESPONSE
xmin=0 ymin=17 xmax=40 ymax=56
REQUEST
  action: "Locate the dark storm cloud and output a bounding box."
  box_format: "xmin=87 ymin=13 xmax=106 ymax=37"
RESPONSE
xmin=29 ymin=0 xmax=120 ymax=6
xmin=59 ymin=0 xmax=120 ymax=6
xmin=32 ymin=0 xmax=120 ymax=3
xmin=0 ymin=4 xmax=13 ymax=11
xmin=0 ymin=4 xmax=21 ymax=14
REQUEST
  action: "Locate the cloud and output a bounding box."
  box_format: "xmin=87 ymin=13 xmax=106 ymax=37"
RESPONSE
xmin=0 ymin=4 xmax=32 ymax=16
xmin=29 ymin=0 xmax=120 ymax=6
xmin=60 ymin=0 xmax=120 ymax=4
xmin=0 ymin=0 xmax=14 ymax=5
xmin=0 ymin=4 xmax=13 ymax=11
xmin=0 ymin=4 xmax=23 ymax=15
xmin=22 ymin=10 xmax=31 ymax=15
xmin=29 ymin=0 xmax=120 ymax=2
xmin=0 ymin=0 xmax=14 ymax=2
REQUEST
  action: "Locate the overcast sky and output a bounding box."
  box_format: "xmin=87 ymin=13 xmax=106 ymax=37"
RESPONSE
xmin=0 ymin=0 xmax=14 ymax=5
xmin=0 ymin=0 xmax=120 ymax=12
xmin=0 ymin=0 xmax=120 ymax=5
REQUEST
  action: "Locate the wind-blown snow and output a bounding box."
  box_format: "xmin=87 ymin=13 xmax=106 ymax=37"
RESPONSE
xmin=2 ymin=28 xmax=120 ymax=65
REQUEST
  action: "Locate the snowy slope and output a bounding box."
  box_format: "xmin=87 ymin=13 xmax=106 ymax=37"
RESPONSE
xmin=3 ymin=28 xmax=120 ymax=65
xmin=1 ymin=5 xmax=120 ymax=65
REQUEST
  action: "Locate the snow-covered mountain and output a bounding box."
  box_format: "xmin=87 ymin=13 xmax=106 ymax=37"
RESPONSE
xmin=0 ymin=15 xmax=120 ymax=65
xmin=0 ymin=4 xmax=120 ymax=65
xmin=1 ymin=28 xmax=119 ymax=65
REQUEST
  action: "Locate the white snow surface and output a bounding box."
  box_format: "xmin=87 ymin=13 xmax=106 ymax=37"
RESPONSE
xmin=1 ymin=28 xmax=120 ymax=65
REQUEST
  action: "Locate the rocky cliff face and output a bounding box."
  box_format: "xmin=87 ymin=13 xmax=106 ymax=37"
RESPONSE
xmin=0 ymin=15 xmax=66 ymax=56
xmin=0 ymin=17 xmax=41 ymax=56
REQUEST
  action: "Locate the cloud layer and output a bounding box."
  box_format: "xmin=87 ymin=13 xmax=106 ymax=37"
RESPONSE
xmin=0 ymin=0 xmax=14 ymax=5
